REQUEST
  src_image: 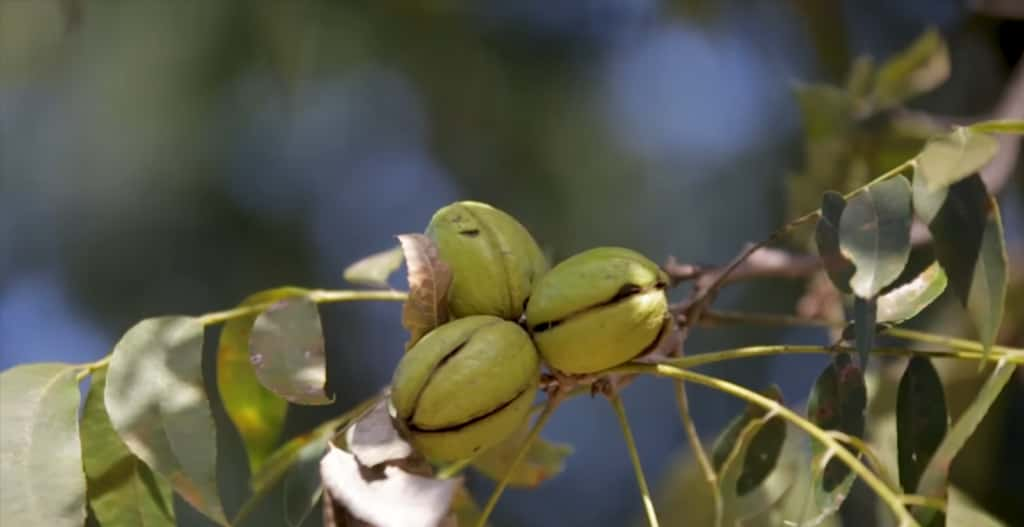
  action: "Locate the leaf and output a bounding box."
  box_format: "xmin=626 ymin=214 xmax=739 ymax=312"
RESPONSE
xmin=947 ymin=486 xmax=1007 ymax=526
xmin=968 ymin=119 xmax=1024 ymax=135
xmin=711 ymin=385 xmax=790 ymax=508
xmin=449 ymin=486 xmax=488 ymax=527
xmin=218 ymin=287 xmax=308 ymax=474
xmin=0 ymin=363 xmax=86 ymax=527
xmin=81 ymin=368 xmax=175 ymax=526
xmin=914 ymin=173 xmax=1008 ymax=358
xmin=874 ymin=28 xmax=949 ymax=107
xmin=320 ymin=442 xmax=459 ymax=527
xmin=877 ymin=262 xmax=948 ymax=323
xmin=815 ymin=191 xmax=854 ymax=293
xmin=344 ymin=246 xmax=405 ymax=288
xmin=249 ymin=297 xmax=333 ymax=405
xmin=398 ymin=233 xmax=452 ymax=349
xmin=915 ymin=127 xmax=999 ymax=191
xmin=839 ymin=175 xmax=913 ymax=297
xmin=913 ymin=361 xmax=1016 ymax=525
xmin=282 ymin=435 xmax=327 ymax=527
xmin=105 ymin=316 xmax=228 ymax=524
xmin=472 ymin=417 xmax=573 ymax=488
xmin=896 ymin=358 xmax=947 ymax=493
xmin=852 ymin=297 xmax=876 ymax=368
xmin=806 ymin=353 xmax=866 ymax=496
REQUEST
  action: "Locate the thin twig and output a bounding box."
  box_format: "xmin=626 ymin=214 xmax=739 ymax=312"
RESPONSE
xmin=475 ymin=397 xmax=561 ymax=527
xmin=609 ymin=393 xmax=660 ymax=527
xmin=663 ymin=344 xmax=1024 ymax=371
xmin=673 ymin=381 xmax=722 ymax=527
xmin=614 ymin=363 xmax=919 ymax=527
xmin=827 ymin=430 xmax=899 ymax=492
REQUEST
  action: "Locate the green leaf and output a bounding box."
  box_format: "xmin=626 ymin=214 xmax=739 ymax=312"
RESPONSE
xmin=218 ymin=287 xmax=307 ymax=474
xmin=874 ymin=28 xmax=949 ymax=107
xmin=913 ymin=361 xmax=1016 ymax=525
xmin=105 ymin=316 xmax=228 ymax=525
xmin=450 ymin=486 xmax=489 ymax=527
xmin=281 ymin=436 xmax=326 ymax=527
xmin=0 ymin=363 xmax=86 ymax=527
xmin=948 ymin=486 xmax=1007 ymax=526
xmin=249 ymin=297 xmax=333 ymax=405
xmin=914 ymin=173 xmax=1008 ymax=358
xmin=845 ymin=55 xmax=875 ymax=99
xmin=807 ymin=353 xmax=866 ymax=496
xmin=815 ymin=191 xmax=854 ymax=293
xmin=398 ymin=233 xmax=453 ymax=349
xmin=472 ymin=417 xmax=573 ymax=488
xmin=795 ymin=84 xmax=852 ymax=141
xmin=344 ymin=246 xmax=405 ymax=288
xmin=915 ymin=127 xmax=999 ymax=191
xmin=839 ymin=175 xmax=913 ymax=297
xmin=877 ymin=262 xmax=948 ymax=323
xmin=711 ymin=386 xmax=790 ymax=508
xmin=81 ymin=368 xmax=175 ymax=526
xmin=852 ymin=297 xmax=876 ymax=368
xmin=896 ymin=358 xmax=947 ymax=494
xmin=968 ymin=119 xmax=1024 ymax=135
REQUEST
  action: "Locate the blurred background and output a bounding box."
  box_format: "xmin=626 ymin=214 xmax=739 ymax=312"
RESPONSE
xmin=1 ymin=1 xmax=1022 ymax=526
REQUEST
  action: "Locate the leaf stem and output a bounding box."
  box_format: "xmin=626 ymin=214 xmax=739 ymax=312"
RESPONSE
xmin=198 ymin=289 xmax=407 ymax=325
xmin=665 ymin=344 xmax=1023 ymax=371
xmin=612 ymin=363 xmax=919 ymax=527
xmin=826 ymin=431 xmax=899 ymax=491
xmin=672 ymin=381 xmax=720 ymax=527
xmin=899 ymin=494 xmax=947 ymax=512
xmin=883 ymin=327 xmax=1023 ymax=356
xmin=609 ymin=393 xmax=660 ymax=527
xmin=436 ymin=457 xmax=474 ymax=480
xmin=475 ymin=398 xmax=560 ymax=527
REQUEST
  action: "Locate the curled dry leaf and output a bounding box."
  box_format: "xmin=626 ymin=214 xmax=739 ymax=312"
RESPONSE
xmin=320 ymin=444 xmax=458 ymax=527
xmin=398 ymin=234 xmax=453 ymax=350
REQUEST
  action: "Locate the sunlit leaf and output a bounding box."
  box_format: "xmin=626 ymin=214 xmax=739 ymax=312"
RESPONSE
xmin=967 ymin=119 xmax=1024 ymax=135
xmin=807 ymin=353 xmax=866 ymax=499
xmin=873 ymin=28 xmax=949 ymax=107
xmin=218 ymin=287 xmax=308 ymax=473
xmin=915 ymin=127 xmax=998 ymax=191
xmin=398 ymin=233 xmax=452 ymax=349
xmin=839 ymin=176 xmax=913 ymax=297
xmin=712 ymin=385 xmax=790 ymax=513
xmin=815 ymin=191 xmax=854 ymax=293
xmin=472 ymin=416 xmax=573 ymax=488
xmin=81 ymin=368 xmax=175 ymax=526
xmin=852 ymin=297 xmax=876 ymax=368
xmin=948 ymin=486 xmax=1006 ymax=526
xmin=249 ymin=297 xmax=333 ymax=405
xmin=105 ymin=316 xmax=228 ymax=525
xmin=320 ymin=442 xmax=458 ymax=527
xmin=896 ymin=358 xmax=947 ymax=494
xmin=914 ymin=173 xmax=1008 ymax=358
xmin=877 ymin=262 xmax=947 ymax=323
xmin=913 ymin=361 xmax=1015 ymax=525
xmin=344 ymin=246 xmax=405 ymax=288
xmin=0 ymin=363 xmax=86 ymax=527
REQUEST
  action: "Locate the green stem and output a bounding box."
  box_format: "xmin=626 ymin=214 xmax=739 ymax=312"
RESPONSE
xmin=436 ymin=457 xmax=474 ymax=480
xmin=75 ymin=289 xmax=408 ymax=382
xmin=883 ymin=327 xmax=1023 ymax=356
xmin=609 ymin=393 xmax=660 ymax=527
xmin=612 ymin=363 xmax=919 ymax=527
xmin=672 ymin=381 xmax=721 ymax=527
xmin=475 ymin=399 xmax=560 ymax=527
xmin=666 ymin=344 xmax=1023 ymax=371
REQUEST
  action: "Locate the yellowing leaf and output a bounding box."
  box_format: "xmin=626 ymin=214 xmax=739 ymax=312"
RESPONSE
xmin=874 ymin=28 xmax=949 ymax=107
xmin=218 ymin=287 xmax=308 ymax=473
